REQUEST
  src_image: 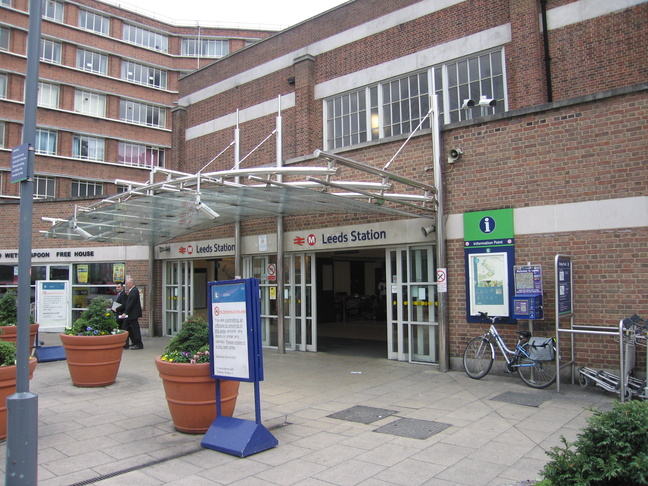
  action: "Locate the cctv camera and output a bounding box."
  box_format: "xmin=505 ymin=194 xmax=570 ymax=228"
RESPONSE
xmin=448 ymin=148 xmax=463 ymax=163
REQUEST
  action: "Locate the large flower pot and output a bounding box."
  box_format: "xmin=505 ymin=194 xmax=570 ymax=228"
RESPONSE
xmin=0 ymin=324 xmax=40 ymax=352
xmin=0 ymin=358 xmax=37 ymax=440
xmin=60 ymin=332 xmax=129 ymax=387
xmin=155 ymin=356 xmax=240 ymax=434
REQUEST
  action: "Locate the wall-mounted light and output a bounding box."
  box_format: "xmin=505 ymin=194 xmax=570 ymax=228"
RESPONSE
xmin=195 ymin=202 xmax=219 ymax=219
xmin=421 ymin=225 xmax=436 ymax=237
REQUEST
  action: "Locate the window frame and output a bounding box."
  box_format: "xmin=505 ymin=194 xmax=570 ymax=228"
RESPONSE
xmin=71 ymin=179 xmax=103 ymax=198
xmin=77 ymin=48 xmax=108 ymax=75
xmin=38 ymin=81 xmax=60 ymax=109
xmin=121 ymin=60 xmax=167 ymax=89
xmin=41 ymin=39 xmax=62 ymax=64
xmin=0 ymin=121 xmax=5 ymax=149
xmin=117 ymin=141 xmax=165 ymax=168
xmin=181 ymin=38 xmax=229 ymax=58
xmin=35 ymin=128 xmax=57 ymax=155
xmin=33 ymin=175 xmax=55 ymax=199
xmin=0 ymin=73 xmax=7 ymax=99
xmin=122 ymin=24 xmax=168 ymax=52
xmin=72 ymin=134 xmax=105 ymax=161
xmin=119 ymin=99 xmax=166 ymax=128
xmin=0 ymin=26 xmax=9 ymax=51
xmin=74 ymin=89 xmax=106 ymax=117
xmin=42 ymin=0 xmax=64 ymax=22
xmin=78 ymin=9 xmax=110 ymax=35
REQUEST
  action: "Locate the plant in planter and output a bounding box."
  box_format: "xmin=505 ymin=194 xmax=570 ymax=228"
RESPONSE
xmin=0 ymin=290 xmax=39 ymax=350
xmin=155 ymin=315 xmax=239 ymax=434
xmin=60 ymin=296 xmax=128 ymax=387
xmin=0 ymin=340 xmax=37 ymax=440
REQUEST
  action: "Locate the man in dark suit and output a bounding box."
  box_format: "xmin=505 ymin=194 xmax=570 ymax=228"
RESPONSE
xmin=113 ymin=282 xmax=130 ymax=348
xmin=121 ymin=277 xmax=144 ymax=349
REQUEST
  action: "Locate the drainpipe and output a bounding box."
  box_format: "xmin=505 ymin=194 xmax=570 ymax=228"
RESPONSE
xmin=540 ymin=0 xmax=553 ymax=102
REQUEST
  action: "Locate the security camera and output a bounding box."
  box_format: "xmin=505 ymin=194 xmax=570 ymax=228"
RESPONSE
xmin=478 ymin=95 xmax=496 ymax=108
xmin=448 ymin=148 xmax=463 ymax=163
xmin=461 ymin=99 xmax=475 ymax=110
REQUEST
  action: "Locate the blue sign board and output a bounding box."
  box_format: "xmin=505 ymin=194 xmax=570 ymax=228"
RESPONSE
xmin=11 ymin=144 xmax=30 ymax=183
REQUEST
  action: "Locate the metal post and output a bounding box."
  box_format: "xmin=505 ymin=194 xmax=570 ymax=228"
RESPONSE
xmin=275 ymin=97 xmax=285 ymax=353
xmin=6 ymin=0 xmax=41 ymax=483
xmin=431 ymin=95 xmax=449 ymax=371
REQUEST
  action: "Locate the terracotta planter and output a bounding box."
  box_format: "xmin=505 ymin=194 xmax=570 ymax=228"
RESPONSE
xmin=60 ymin=332 xmax=129 ymax=387
xmin=0 ymin=324 xmax=40 ymax=351
xmin=0 ymin=358 xmax=37 ymax=440
xmin=155 ymin=356 xmax=239 ymax=434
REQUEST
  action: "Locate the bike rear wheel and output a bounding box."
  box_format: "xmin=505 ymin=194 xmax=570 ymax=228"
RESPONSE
xmin=517 ymin=344 xmax=557 ymax=388
xmin=463 ymin=336 xmax=494 ymax=379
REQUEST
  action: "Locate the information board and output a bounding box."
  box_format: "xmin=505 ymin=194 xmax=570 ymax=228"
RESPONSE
xmin=514 ymin=265 xmax=543 ymax=294
xmin=555 ymin=255 xmax=573 ymax=316
xmin=36 ymin=280 xmax=70 ymax=331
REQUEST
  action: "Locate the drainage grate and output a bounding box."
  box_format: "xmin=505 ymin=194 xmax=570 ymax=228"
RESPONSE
xmin=373 ymin=418 xmax=451 ymax=440
xmin=490 ymin=391 xmax=551 ymax=408
xmin=328 ymin=405 xmax=398 ymax=424
xmin=67 ymin=447 xmax=202 ymax=485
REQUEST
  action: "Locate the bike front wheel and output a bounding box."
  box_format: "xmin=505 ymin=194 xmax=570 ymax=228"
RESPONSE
xmin=463 ymin=336 xmax=495 ymax=379
xmin=517 ymin=344 xmax=557 ymax=388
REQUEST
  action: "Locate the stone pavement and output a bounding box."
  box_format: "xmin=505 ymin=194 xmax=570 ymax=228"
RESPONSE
xmin=0 ymin=333 xmax=615 ymax=486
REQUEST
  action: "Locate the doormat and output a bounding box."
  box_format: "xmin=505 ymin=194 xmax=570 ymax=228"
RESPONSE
xmin=490 ymin=391 xmax=552 ymax=408
xmin=328 ymin=405 xmax=398 ymax=424
xmin=373 ymin=418 xmax=452 ymax=440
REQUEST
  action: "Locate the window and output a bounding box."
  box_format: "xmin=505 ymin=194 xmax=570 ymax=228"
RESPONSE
xmin=118 ymin=142 xmax=165 ymax=167
xmin=72 ymin=134 xmax=104 ymax=161
xmin=72 ymin=180 xmax=103 ymax=198
xmin=42 ymin=0 xmax=63 ymax=22
xmin=119 ymin=100 xmax=166 ymax=128
xmin=34 ymin=175 xmax=55 ymax=199
xmin=121 ymin=60 xmax=167 ymax=89
xmin=41 ymin=39 xmax=62 ymax=63
xmin=0 ymin=27 xmax=8 ymax=51
xmin=1 ymin=0 xmax=11 ymax=6
xmin=38 ymin=82 xmax=60 ymax=108
xmin=74 ymin=90 xmax=106 ymax=117
xmin=0 ymin=121 xmax=5 ymax=148
xmin=122 ymin=24 xmax=168 ymax=52
xmin=77 ymin=49 xmax=108 ymax=75
xmin=35 ymin=128 xmax=57 ymax=155
xmin=78 ymin=10 xmax=109 ymax=35
xmin=324 ymin=49 xmax=506 ymax=149
xmin=181 ymin=38 xmax=228 ymax=58
xmin=0 ymin=73 xmax=6 ymax=99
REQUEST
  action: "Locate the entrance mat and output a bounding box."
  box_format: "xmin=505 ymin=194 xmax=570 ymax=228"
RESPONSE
xmin=373 ymin=418 xmax=452 ymax=440
xmin=328 ymin=405 xmax=398 ymax=424
xmin=490 ymin=391 xmax=552 ymax=408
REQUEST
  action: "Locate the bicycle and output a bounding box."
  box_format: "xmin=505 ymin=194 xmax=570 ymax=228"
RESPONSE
xmin=463 ymin=311 xmax=557 ymax=389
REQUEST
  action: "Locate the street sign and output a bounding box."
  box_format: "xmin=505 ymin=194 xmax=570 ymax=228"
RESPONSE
xmin=11 ymin=144 xmax=30 ymax=183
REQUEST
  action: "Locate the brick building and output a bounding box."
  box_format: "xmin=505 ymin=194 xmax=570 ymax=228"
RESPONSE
xmin=10 ymin=0 xmax=648 ymax=374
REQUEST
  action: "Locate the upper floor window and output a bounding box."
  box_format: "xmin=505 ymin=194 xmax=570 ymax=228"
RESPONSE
xmin=121 ymin=60 xmax=167 ymax=89
xmin=0 ymin=121 xmax=5 ymax=148
xmin=181 ymin=38 xmax=228 ymax=58
xmin=78 ymin=10 xmax=109 ymax=35
xmin=41 ymin=39 xmax=62 ymax=64
xmin=42 ymin=0 xmax=63 ymax=22
xmin=1 ymin=0 xmax=11 ymax=6
xmin=118 ymin=142 xmax=165 ymax=167
xmin=34 ymin=175 xmax=55 ymax=199
xmin=74 ymin=90 xmax=106 ymax=117
xmin=122 ymin=24 xmax=168 ymax=52
xmin=35 ymin=128 xmax=57 ymax=155
xmin=38 ymin=82 xmax=60 ymax=108
xmin=77 ymin=49 xmax=108 ymax=75
xmin=324 ymin=49 xmax=506 ymax=150
xmin=119 ymin=100 xmax=166 ymax=128
xmin=0 ymin=27 xmax=9 ymax=51
xmin=72 ymin=180 xmax=103 ymax=198
xmin=72 ymin=134 xmax=104 ymax=161
xmin=0 ymin=73 xmax=7 ymax=99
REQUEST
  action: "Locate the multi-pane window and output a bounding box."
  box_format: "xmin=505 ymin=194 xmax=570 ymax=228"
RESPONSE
xmin=41 ymin=39 xmax=62 ymax=63
xmin=1 ymin=0 xmax=11 ymax=6
xmin=77 ymin=49 xmax=108 ymax=75
xmin=78 ymin=10 xmax=109 ymax=35
xmin=42 ymin=0 xmax=63 ymax=22
xmin=38 ymin=82 xmax=60 ymax=108
xmin=72 ymin=134 xmax=105 ymax=161
xmin=34 ymin=175 xmax=55 ymax=199
xmin=118 ymin=142 xmax=165 ymax=167
xmin=0 ymin=73 xmax=7 ymax=98
xmin=0 ymin=27 xmax=9 ymax=51
xmin=0 ymin=121 xmax=5 ymax=148
xmin=122 ymin=24 xmax=168 ymax=52
xmin=181 ymin=38 xmax=228 ymax=58
xmin=35 ymin=128 xmax=57 ymax=155
xmin=74 ymin=90 xmax=106 ymax=117
xmin=324 ymin=49 xmax=506 ymax=150
xmin=72 ymin=180 xmax=103 ymax=198
xmin=121 ymin=60 xmax=167 ymax=89
xmin=119 ymin=100 xmax=166 ymax=128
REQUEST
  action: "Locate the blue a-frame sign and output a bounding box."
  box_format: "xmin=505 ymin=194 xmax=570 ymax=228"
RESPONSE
xmin=201 ymin=278 xmax=278 ymax=457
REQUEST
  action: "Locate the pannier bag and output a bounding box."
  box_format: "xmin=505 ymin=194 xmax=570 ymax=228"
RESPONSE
xmin=528 ymin=337 xmax=555 ymax=362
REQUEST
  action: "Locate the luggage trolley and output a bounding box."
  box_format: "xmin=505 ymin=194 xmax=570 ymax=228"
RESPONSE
xmin=578 ymin=315 xmax=647 ymax=400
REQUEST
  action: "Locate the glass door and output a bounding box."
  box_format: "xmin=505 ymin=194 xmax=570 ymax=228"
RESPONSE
xmin=163 ymin=260 xmax=193 ymax=335
xmin=386 ymin=246 xmax=437 ymax=363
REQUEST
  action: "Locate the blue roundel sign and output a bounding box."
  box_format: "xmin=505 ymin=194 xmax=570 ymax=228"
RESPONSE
xmin=479 ymin=216 xmax=496 ymax=234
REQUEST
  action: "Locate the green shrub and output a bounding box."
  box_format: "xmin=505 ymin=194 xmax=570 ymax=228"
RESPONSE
xmin=0 ymin=340 xmax=16 ymax=367
xmin=165 ymin=315 xmax=210 ymax=355
xmin=537 ymin=400 xmax=648 ymax=486
xmin=0 ymin=290 xmax=35 ymax=326
xmin=64 ymin=297 xmax=122 ymax=336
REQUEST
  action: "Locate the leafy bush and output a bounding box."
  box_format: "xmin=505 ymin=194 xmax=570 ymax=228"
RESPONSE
xmin=64 ymin=297 xmax=122 ymax=336
xmin=537 ymin=400 xmax=648 ymax=486
xmin=0 ymin=290 xmax=34 ymax=327
xmin=160 ymin=315 xmax=210 ymax=363
xmin=0 ymin=340 xmax=16 ymax=367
